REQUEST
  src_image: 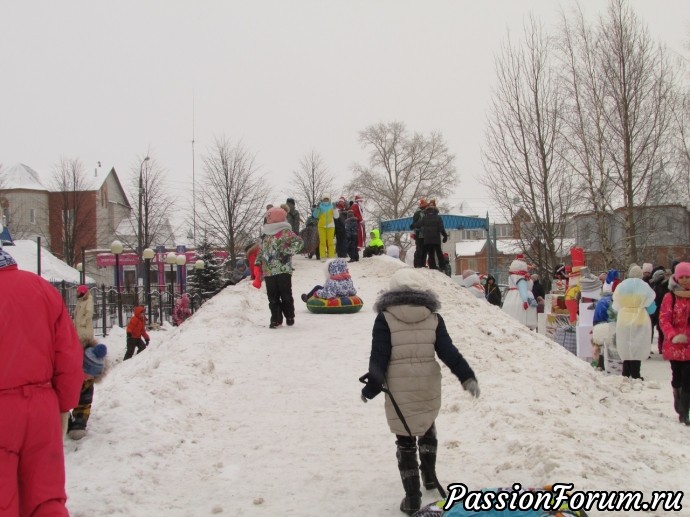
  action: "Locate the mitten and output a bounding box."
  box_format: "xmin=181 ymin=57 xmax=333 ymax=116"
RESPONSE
xmin=361 ymin=382 xmax=382 ymax=400
xmin=672 ymin=334 xmax=688 ymax=344
xmin=462 ymin=378 xmax=480 ymax=398
xmin=145 ymin=338 xmax=150 ymax=345
xmin=523 ymin=301 xmax=529 ymax=310
xmin=442 ymin=235 xmax=448 ymax=243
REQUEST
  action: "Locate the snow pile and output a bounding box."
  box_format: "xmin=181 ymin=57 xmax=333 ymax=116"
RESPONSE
xmin=64 ymin=255 xmax=690 ymax=516
xmin=6 ymin=240 xmax=94 ymax=284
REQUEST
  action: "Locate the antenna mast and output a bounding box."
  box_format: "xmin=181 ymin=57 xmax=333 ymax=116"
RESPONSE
xmin=192 ymin=94 xmax=196 ymax=246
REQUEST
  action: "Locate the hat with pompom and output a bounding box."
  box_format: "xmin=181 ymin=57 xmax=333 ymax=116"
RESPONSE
xmin=265 ymin=207 xmax=287 ymax=224
xmin=83 ymin=344 xmax=107 ymax=377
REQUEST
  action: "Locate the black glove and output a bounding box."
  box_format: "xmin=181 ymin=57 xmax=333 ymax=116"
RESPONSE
xmin=126 ymin=332 xmax=132 ymax=339
xmin=145 ymin=338 xmax=150 ymax=345
xmin=462 ymin=378 xmax=480 ymax=398
xmin=361 ymin=382 xmax=382 ymax=401
xmin=442 ymin=235 xmax=448 ymax=243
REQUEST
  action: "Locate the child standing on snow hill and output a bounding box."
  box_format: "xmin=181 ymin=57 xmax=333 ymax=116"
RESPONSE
xmin=124 ymin=306 xmax=150 ymax=360
xmin=301 ymin=258 xmax=357 ymax=302
xmin=172 ymin=293 xmax=192 ymax=326
xmin=68 ymin=344 xmax=108 ymax=440
xmin=360 ymin=268 xmax=480 ymax=516
xmin=255 ymin=206 xmax=304 ymax=328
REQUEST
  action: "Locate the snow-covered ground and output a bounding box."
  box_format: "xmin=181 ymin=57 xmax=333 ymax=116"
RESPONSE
xmin=64 ymin=255 xmax=689 ymax=516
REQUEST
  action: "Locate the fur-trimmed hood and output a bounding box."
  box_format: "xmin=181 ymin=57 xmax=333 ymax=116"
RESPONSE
xmin=373 ymin=289 xmax=440 ymax=314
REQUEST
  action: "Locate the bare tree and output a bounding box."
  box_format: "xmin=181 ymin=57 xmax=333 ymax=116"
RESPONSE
xmin=674 ymin=83 xmax=690 ymax=199
xmin=290 ymin=151 xmax=336 ymax=218
xmin=595 ymin=0 xmax=680 ymax=264
xmin=558 ymin=5 xmax=619 ymax=267
xmin=481 ymin=17 xmax=574 ymax=285
xmin=347 ymin=121 xmax=456 ymax=250
xmin=123 ymin=154 xmax=177 ymax=261
xmin=50 ymin=157 xmax=98 ymax=266
xmin=196 ymin=137 xmax=271 ymax=263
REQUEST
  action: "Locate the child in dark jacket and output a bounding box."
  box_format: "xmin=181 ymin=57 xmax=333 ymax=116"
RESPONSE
xmin=125 ymin=306 xmax=150 ymax=360
xmin=254 ymin=207 xmax=304 ymax=328
xmin=360 ymin=268 xmax=480 ymax=515
xmin=345 ymin=211 xmax=360 ymax=262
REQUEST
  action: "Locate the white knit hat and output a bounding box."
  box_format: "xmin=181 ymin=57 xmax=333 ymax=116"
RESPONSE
xmin=389 ymin=268 xmax=427 ymax=291
xmin=628 ymin=264 xmax=643 ymax=279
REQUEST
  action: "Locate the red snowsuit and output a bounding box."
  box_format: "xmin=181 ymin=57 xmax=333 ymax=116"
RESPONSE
xmin=351 ymin=201 xmax=365 ymax=249
xmin=0 ymin=261 xmax=83 ymax=516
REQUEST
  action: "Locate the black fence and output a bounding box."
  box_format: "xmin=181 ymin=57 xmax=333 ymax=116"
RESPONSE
xmin=56 ymin=282 xmax=205 ymax=337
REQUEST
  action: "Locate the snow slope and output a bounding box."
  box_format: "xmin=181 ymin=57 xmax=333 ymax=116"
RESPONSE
xmin=64 ymin=255 xmax=689 ymax=516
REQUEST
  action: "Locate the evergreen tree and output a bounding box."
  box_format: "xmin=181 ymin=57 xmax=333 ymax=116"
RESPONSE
xmin=187 ymin=238 xmax=224 ymax=301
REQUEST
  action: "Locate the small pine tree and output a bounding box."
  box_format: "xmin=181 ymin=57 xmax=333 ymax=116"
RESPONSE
xmin=187 ymin=238 xmax=224 ymax=301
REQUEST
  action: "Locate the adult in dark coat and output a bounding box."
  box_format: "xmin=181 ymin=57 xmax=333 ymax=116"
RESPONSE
xmin=410 ymin=199 xmax=428 ymax=268
xmin=334 ymin=199 xmax=348 ymax=258
xmin=651 ymin=265 xmax=672 ymax=354
xmin=414 ymin=204 xmax=447 ymax=271
xmin=285 ymin=198 xmax=301 ymax=235
xmin=485 ymin=274 xmax=502 ymax=306
xmin=531 ymin=274 xmax=545 ymax=301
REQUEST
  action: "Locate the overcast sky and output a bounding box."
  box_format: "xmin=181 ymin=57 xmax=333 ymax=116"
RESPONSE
xmin=1 ymin=1 xmax=688 ymax=226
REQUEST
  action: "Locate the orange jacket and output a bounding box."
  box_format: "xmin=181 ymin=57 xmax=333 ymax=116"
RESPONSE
xmin=126 ymin=306 xmax=149 ymax=340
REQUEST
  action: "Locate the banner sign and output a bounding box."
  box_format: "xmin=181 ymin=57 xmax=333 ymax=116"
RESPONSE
xmin=96 ymin=253 xmax=139 ymax=267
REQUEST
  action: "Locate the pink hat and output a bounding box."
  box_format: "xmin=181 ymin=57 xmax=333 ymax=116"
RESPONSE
xmin=265 ymin=207 xmax=287 ymax=224
xmin=77 ymin=285 xmax=89 ymax=296
xmin=673 ymin=262 xmax=690 ymax=279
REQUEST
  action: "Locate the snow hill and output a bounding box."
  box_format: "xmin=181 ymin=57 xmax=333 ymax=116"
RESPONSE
xmin=64 ymin=255 xmax=689 ymax=516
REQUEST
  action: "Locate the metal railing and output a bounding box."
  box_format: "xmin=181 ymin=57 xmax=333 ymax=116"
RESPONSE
xmin=56 ymin=281 xmax=205 ymax=337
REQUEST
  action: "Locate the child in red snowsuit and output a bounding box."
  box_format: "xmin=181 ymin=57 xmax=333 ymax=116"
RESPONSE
xmin=125 ymin=306 xmax=150 ymax=360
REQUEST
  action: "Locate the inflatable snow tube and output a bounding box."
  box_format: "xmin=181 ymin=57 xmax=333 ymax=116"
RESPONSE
xmin=413 ymin=485 xmax=588 ymax=517
xmin=306 ymin=295 xmax=364 ymax=314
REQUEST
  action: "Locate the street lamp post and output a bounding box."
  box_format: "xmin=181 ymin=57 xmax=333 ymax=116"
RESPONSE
xmin=176 ymin=254 xmax=187 ymax=293
xmin=138 ymin=156 xmax=151 ymax=271
xmin=111 ymin=240 xmax=124 ymax=327
xmin=76 ymin=262 xmax=83 ymax=285
xmin=143 ymin=247 xmax=155 ymax=325
xmin=166 ymin=252 xmax=177 ymax=314
xmin=194 ymin=259 xmax=205 ymax=304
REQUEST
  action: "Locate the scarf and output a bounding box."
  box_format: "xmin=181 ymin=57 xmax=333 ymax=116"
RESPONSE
xmin=331 ymin=272 xmax=351 ymax=281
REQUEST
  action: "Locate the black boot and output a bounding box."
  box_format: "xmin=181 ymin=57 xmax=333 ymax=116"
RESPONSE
xmin=396 ymin=444 xmax=421 ymax=515
xmin=680 ymin=389 xmax=690 ymax=426
xmin=418 ymin=435 xmax=438 ymax=490
xmin=673 ymin=388 xmax=682 ymax=419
